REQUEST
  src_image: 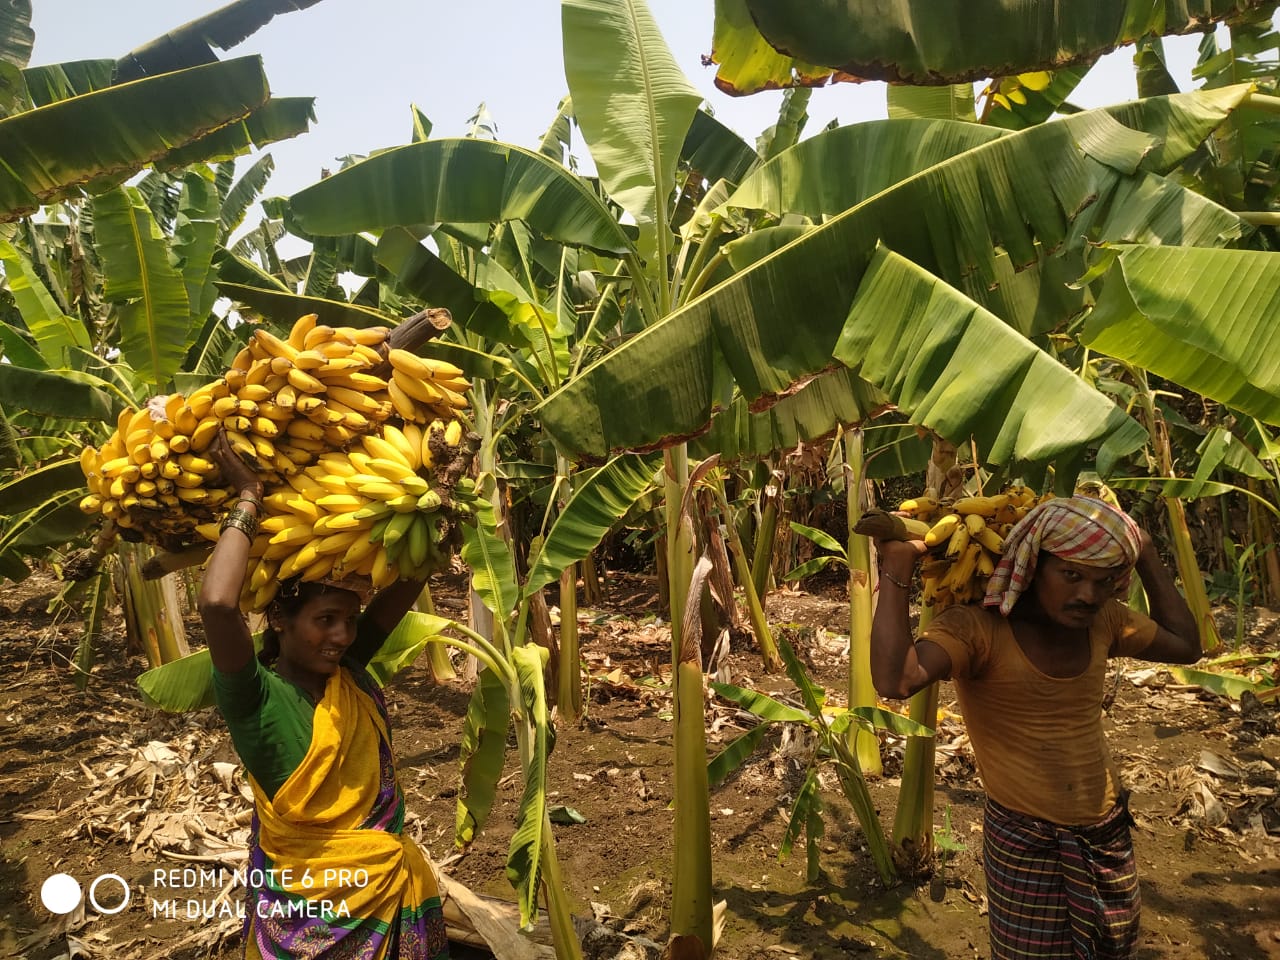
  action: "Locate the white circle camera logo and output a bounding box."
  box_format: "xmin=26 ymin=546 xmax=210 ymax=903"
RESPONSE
xmin=40 ymin=873 xmax=130 ymax=915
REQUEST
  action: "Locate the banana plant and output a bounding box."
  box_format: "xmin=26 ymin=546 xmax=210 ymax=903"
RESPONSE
xmin=708 ymin=633 xmax=932 ymax=886
xmin=453 ymin=452 xmax=660 ymax=958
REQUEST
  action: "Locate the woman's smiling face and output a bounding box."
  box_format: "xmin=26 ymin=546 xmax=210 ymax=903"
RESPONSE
xmin=276 ymin=588 xmax=361 ymax=677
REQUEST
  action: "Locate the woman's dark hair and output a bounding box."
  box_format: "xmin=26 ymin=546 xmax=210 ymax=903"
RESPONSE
xmin=258 ymin=578 xmax=348 ymax=666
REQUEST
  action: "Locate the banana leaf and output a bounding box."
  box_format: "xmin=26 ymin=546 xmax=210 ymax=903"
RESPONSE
xmin=221 ymin=154 xmax=275 ymax=240
xmin=1083 ymin=245 xmax=1280 ymax=427
xmin=93 ymin=186 xmax=192 ymax=386
xmin=375 ymin=228 xmax=512 ymax=339
xmin=175 ymin=171 xmax=222 ymax=320
xmin=524 ymin=453 xmax=660 ymax=595
xmin=682 ymin=108 xmax=758 ymax=186
xmin=156 ymin=96 xmax=315 ymax=171
xmin=1108 ymin=476 xmax=1280 ymax=519
xmin=506 ymin=644 xmax=551 ymax=929
xmin=887 ymin=84 xmax=977 ymax=123
xmin=0 ymin=0 xmax=32 ymax=70
xmin=706 ymin=724 xmax=774 ymax=788
xmin=23 ymin=59 xmax=115 ymax=107
xmin=0 ymin=367 xmax=114 ymax=422
xmin=723 ymin=0 xmax=1265 ymax=88
xmin=460 ymin=501 xmax=520 ymax=626
xmin=456 ymin=667 xmax=511 ymax=847
xmin=0 ymin=238 xmax=90 ymax=367
xmin=0 ymin=56 xmax=272 ymax=221
xmin=563 ymin=0 xmax=702 ymax=266
xmin=0 ymin=406 xmax=18 ymax=468
xmin=543 ymin=90 xmax=1253 ymax=471
xmin=287 ymin=138 xmax=635 ymax=258
xmin=985 ymin=64 xmax=1094 ymax=130
xmin=72 ymin=568 xmax=111 ymax=690
xmin=780 ymin=767 xmax=824 ymax=882
xmin=115 ymin=0 xmax=327 ymax=81
xmin=707 ymin=0 xmax=834 ymax=96
xmin=215 ymin=282 xmax=395 ymax=330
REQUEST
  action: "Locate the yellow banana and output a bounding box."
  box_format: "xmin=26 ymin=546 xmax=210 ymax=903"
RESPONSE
xmin=287 ymin=367 xmax=326 ymax=394
xmin=953 ymin=495 xmax=1010 ymax=517
xmin=924 ymin=513 xmax=962 ymax=548
xmin=362 ymin=435 xmax=411 ymax=468
xmin=288 ymin=313 xmax=320 ymax=350
xmin=945 ymin=524 xmax=971 ymax=559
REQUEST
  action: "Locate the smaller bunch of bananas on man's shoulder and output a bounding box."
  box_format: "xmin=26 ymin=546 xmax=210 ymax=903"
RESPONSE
xmin=856 ymin=486 xmax=1053 ymax=610
xmin=76 ymin=313 xmax=480 ymax=605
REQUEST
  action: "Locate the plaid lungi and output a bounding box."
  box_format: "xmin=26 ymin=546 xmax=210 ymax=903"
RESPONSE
xmin=984 ymin=798 xmax=1140 ymax=959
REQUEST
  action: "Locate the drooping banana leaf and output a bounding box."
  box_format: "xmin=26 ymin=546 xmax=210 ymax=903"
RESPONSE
xmin=287 ymin=138 xmax=635 ymax=258
xmin=220 ymin=153 xmax=274 ymax=240
xmin=540 ymin=90 xmax=1249 ymax=471
xmin=693 ymin=368 xmax=891 ymax=463
xmin=215 ymin=282 xmax=394 ymax=329
xmin=93 ymin=186 xmax=192 ymax=386
xmin=0 ymin=405 xmax=18 ymax=469
xmin=682 ymin=108 xmax=758 ymax=187
xmin=72 ymin=568 xmax=111 ymax=690
xmin=0 ymin=458 xmax=84 ymax=515
xmin=156 ymin=96 xmax=315 ymax=171
xmin=0 ymin=366 xmax=115 ymax=421
xmin=23 ymin=59 xmax=115 ymax=107
xmin=724 ymin=0 xmax=1267 ymax=87
xmin=460 ymin=501 xmax=520 ymax=626
xmin=707 ymin=0 xmax=834 ymax=97
xmin=174 ymin=171 xmax=223 ymax=321
xmin=524 ymin=453 xmax=660 ymax=595
xmin=115 ymin=0 xmax=327 ymax=81
xmin=0 ymin=238 xmax=90 ymax=367
xmin=1083 ymin=245 xmax=1280 ymax=427
xmin=506 ymin=644 xmax=552 ymax=929
xmin=886 ymin=84 xmax=977 ymax=123
xmin=375 ymin=228 xmax=512 ymax=339
xmin=0 ymin=56 xmax=272 ymax=221
xmin=456 ymin=665 xmax=512 ymax=847
xmin=562 ymin=0 xmax=703 ymax=268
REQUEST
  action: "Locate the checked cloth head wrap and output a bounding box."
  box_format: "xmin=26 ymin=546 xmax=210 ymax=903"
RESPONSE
xmin=982 ymin=495 xmax=1142 ymax=615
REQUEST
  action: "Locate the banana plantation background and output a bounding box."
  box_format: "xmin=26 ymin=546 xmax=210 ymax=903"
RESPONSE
xmin=1 ymin=0 xmax=1279 ymax=958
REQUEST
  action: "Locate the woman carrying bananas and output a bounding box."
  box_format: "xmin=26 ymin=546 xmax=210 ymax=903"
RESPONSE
xmin=870 ymin=495 xmax=1200 ymax=960
xmin=198 ymin=432 xmax=449 ymax=959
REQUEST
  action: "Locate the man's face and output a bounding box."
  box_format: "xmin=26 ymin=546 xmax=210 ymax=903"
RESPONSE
xmin=1031 ymin=553 xmax=1127 ymax=629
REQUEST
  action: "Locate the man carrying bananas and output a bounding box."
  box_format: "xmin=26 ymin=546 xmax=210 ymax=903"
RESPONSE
xmin=198 ymin=433 xmax=449 ymax=960
xmin=870 ymin=495 xmax=1200 ymax=960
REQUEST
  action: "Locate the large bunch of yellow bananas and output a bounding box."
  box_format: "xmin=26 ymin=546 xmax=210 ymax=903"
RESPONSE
xmin=78 ymin=313 xmax=478 ymax=610
xmin=892 ymin=486 xmax=1052 ymax=609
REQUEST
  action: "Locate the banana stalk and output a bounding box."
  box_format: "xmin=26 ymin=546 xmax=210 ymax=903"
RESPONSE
xmin=844 ymin=430 xmax=882 ymax=777
xmin=1129 ymin=367 xmax=1221 ymax=652
xmin=557 ymin=454 xmax=583 ymax=722
xmin=118 ymin=540 xmax=189 ymax=667
xmin=558 ymin=566 xmax=582 ymax=721
xmin=713 ymin=480 xmax=782 ymax=673
xmin=417 ymin=582 xmax=456 ymax=682
xmin=670 ymin=555 xmax=715 ymax=957
xmin=664 ymin=446 xmax=695 ymax=669
xmin=750 ymin=466 xmax=782 ymax=602
xmin=1249 ymin=478 xmax=1280 ymax=605
xmin=892 ymin=603 xmax=938 ymax=877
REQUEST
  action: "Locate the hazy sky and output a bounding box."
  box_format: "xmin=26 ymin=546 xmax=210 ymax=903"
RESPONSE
xmin=30 ymin=0 xmax=1212 ymax=202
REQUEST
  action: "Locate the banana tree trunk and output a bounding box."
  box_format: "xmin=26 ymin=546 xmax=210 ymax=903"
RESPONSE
xmin=750 ymin=469 xmax=783 ymax=602
xmin=670 ymin=555 xmax=715 ymax=957
xmin=581 ymin=554 xmax=603 ymax=606
xmin=891 ymin=436 xmax=958 ymax=875
xmin=1130 ymin=368 xmax=1221 ymax=652
xmin=664 ymin=446 xmax=695 ymax=670
xmin=714 ymin=481 xmax=782 ymax=673
xmin=119 ymin=540 xmax=188 ymax=667
xmin=558 ymin=566 xmax=582 ymax=721
xmin=844 ymin=429 xmax=882 ymax=777
xmin=1249 ymin=479 xmax=1280 ymax=605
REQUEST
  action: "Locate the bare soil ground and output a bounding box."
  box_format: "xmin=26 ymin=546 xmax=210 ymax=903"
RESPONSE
xmin=1 ymin=568 xmax=1278 ymax=959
